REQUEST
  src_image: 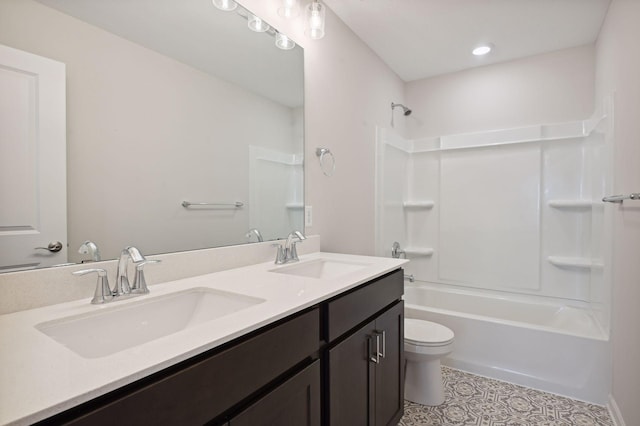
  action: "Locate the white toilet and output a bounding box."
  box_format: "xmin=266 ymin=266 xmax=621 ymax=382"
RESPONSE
xmin=404 ymin=318 xmax=455 ymax=406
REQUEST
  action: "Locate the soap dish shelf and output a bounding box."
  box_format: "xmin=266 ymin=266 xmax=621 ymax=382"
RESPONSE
xmin=404 ymin=248 xmax=434 ymax=257
xmin=547 ymin=256 xmax=603 ymax=269
xmin=403 ymin=201 xmax=435 ymax=209
xmin=548 ymin=199 xmax=593 ymax=209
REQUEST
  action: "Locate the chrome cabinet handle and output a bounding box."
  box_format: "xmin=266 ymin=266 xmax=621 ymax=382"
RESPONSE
xmin=374 ymin=330 xmax=386 ymax=359
xmin=35 ymin=241 xmax=63 ymax=252
xmin=368 ymin=335 xmax=380 ymax=364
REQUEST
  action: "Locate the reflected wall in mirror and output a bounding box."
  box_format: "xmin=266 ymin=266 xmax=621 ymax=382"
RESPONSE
xmin=0 ymin=0 xmax=304 ymax=272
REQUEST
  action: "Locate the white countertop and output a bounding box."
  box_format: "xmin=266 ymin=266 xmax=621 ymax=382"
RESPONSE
xmin=0 ymin=252 xmax=407 ymax=425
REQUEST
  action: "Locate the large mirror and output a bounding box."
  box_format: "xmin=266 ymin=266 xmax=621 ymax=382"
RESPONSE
xmin=0 ymin=0 xmax=304 ymax=272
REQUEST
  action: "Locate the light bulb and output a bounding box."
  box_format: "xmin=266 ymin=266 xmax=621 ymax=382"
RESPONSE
xmin=305 ymin=1 xmax=325 ymax=40
xmin=212 ymin=0 xmax=237 ymax=11
xmin=278 ymin=0 xmax=300 ymax=18
xmin=248 ymin=14 xmax=270 ymax=32
xmin=275 ymin=33 xmax=296 ymax=50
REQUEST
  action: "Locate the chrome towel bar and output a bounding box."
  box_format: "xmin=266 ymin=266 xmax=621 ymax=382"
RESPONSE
xmin=182 ymin=201 xmax=244 ymax=208
xmin=602 ymin=193 xmax=640 ymax=203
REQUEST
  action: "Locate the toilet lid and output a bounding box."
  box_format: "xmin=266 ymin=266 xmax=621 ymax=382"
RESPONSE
xmin=405 ymin=318 xmax=454 ymax=346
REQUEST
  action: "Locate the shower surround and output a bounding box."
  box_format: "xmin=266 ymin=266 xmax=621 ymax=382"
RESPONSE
xmin=375 ymin=102 xmax=613 ymax=403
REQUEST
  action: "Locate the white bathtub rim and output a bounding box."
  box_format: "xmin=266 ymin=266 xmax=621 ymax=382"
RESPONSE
xmin=405 ymin=305 xmax=612 ymax=404
xmin=404 ymin=282 xmax=609 ymax=340
xmin=406 ymin=280 xmax=593 ymax=311
xmin=405 ymin=302 xmax=608 ymax=341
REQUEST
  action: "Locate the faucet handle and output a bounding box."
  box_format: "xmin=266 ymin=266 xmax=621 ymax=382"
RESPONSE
xmin=391 ymin=241 xmax=406 ymax=259
xmin=72 ymin=268 xmax=113 ymax=304
xmin=271 ymin=243 xmax=286 ymax=265
xmin=289 ymin=241 xmax=301 ymax=262
xmin=131 ymin=260 xmax=161 ymax=295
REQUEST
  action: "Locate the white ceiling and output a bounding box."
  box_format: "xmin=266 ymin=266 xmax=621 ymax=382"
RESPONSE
xmin=324 ymin=0 xmax=611 ymax=82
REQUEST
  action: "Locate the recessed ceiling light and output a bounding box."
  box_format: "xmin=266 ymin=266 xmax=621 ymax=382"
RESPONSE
xmin=472 ymin=44 xmax=493 ymax=56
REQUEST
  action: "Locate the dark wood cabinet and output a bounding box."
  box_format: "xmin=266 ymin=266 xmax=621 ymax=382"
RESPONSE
xmin=39 ymin=268 xmax=404 ymax=426
xmin=40 ymin=308 xmax=321 ymax=426
xmin=374 ymin=301 xmax=404 ymax=426
xmin=328 ymin=301 xmax=404 ymax=426
xmin=230 ymin=360 xmax=321 ymax=426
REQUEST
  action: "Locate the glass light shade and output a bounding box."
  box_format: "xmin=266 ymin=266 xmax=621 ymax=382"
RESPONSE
xmin=278 ymin=0 xmax=300 ymax=18
xmin=275 ymin=33 xmax=296 ymax=50
xmin=211 ymin=0 xmax=237 ymax=11
xmin=305 ymin=1 xmax=325 ymax=40
xmin=248 ymin=14 xmax=270 ymax=32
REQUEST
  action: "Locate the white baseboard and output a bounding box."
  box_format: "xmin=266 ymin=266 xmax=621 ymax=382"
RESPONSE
xmin=608 ymin=394 xmax=626 ymax=426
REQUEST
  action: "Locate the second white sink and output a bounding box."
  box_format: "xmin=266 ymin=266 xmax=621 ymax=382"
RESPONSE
xmin=270 ymin=258 xmax=370 ymax=280
xmin=36 ymin=288 xmax=265 ymax=359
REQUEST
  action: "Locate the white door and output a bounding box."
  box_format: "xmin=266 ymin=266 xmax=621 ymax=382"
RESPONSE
xmin=0 ymin=44 xmax=67 ymax=272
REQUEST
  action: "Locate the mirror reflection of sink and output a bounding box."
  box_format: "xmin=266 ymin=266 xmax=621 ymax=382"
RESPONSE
xmin=36 ymin=288 xmax=265 ymax=359
xmin=270 ymin=258 xmax=370 ymax=280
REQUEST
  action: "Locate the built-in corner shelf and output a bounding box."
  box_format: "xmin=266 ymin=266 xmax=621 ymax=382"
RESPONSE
xmin=404 ymin=247 xmax=434 ymax=257
xmin=403 ymin=201 xmax=435 ymax=209
xmin=547 ymin=256 xmax=603 ymax=269
xmin=548 ymin=199 xmax=593 ymax=209
xmin=286 ymin=203 xmax=304 ymax=210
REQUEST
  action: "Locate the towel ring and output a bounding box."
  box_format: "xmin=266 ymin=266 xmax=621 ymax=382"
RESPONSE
xmin=316 ymin=147 xmax=335 ymax=177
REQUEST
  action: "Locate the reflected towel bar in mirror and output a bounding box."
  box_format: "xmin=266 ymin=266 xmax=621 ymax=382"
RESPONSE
xmin=182 ymin=201 xmax=244 ymax=208
xmin=602 ymin=193 xmax=640 ymax=203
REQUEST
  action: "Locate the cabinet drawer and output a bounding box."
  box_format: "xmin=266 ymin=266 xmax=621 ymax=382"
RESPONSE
xmin=326 ymin=269 xmax=403 ymax=342
xmin=60 ymin=308 xmax=320 ymax=426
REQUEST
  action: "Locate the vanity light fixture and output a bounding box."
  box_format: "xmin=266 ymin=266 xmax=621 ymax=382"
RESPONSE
xmin=305 ymin=0 xmax=326 ymax=40
xmin=248 ymin=13 xmax=270 ymax=32
xmin=472 ymin=44 xmax=493 ymax=56
xmin=211 ymin=1 xmax=299 ymax=51
xmin=278 ymin=0 xmax=300 ymax=18
xmin=275 ymin=31 xmax=296 ymax=50
xmin=212 ymin=0 xmax=238 ymax=12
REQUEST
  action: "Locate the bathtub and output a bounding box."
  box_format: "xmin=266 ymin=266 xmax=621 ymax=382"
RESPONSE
xmin=404 ymin=283 xmax=611 ymax=404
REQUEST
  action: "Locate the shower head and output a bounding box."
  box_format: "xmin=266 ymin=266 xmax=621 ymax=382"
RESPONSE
xmin=390 ymin=102 xmax=412 ymax=128
xmin=391 ymin=102 xmax=412 ymax=116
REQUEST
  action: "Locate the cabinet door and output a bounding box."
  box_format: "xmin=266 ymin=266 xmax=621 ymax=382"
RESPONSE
xmin=231 ymin=361 xmax=321 ymax=426
xmin=374 ymin=301 xmax=404 ymax=426
xmin=328 ymin=319 xmax=376 ymax=426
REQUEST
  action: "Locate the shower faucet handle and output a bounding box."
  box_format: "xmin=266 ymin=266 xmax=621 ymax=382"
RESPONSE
xmin=391 ymin=241 xmax=406 ymax=259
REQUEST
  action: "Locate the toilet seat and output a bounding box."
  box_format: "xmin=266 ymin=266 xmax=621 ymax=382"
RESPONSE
xmin=405 ymin=318 xmax=454 ymax=347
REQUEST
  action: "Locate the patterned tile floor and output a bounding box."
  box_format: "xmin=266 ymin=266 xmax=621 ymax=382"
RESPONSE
xmin=399 ymin=367 xmax=612 ymax=426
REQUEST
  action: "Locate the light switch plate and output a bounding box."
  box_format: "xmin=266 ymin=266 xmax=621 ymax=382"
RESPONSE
xmin=305 ymin=205 xmax=312 ymax=227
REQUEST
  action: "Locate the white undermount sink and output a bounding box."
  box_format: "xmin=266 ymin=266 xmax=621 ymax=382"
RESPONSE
xmin=270 ymin=258 xmax=370 ymax=280
xmin=36 ymin=288 xmax=265 ymax=359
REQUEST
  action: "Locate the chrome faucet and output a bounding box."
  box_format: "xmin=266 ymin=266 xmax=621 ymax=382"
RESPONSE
xmin=284 ymin=230 xmax=306 ymax=262
xmin=246 ymin=228 xmax=264 ymax=243
xmin=113 ymin=246 xmax=146 ymax=296
xmin=78 ymin=240 xmax=101 ymax=262
xmin=272 ymin=230 xmax=306 ymax=264
xmin=72 ymin=246 xmax=160 ymax=304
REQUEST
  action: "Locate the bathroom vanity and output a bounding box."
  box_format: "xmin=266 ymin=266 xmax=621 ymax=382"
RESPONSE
xmin=0 ymin=253 xmax=406 ymax=426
